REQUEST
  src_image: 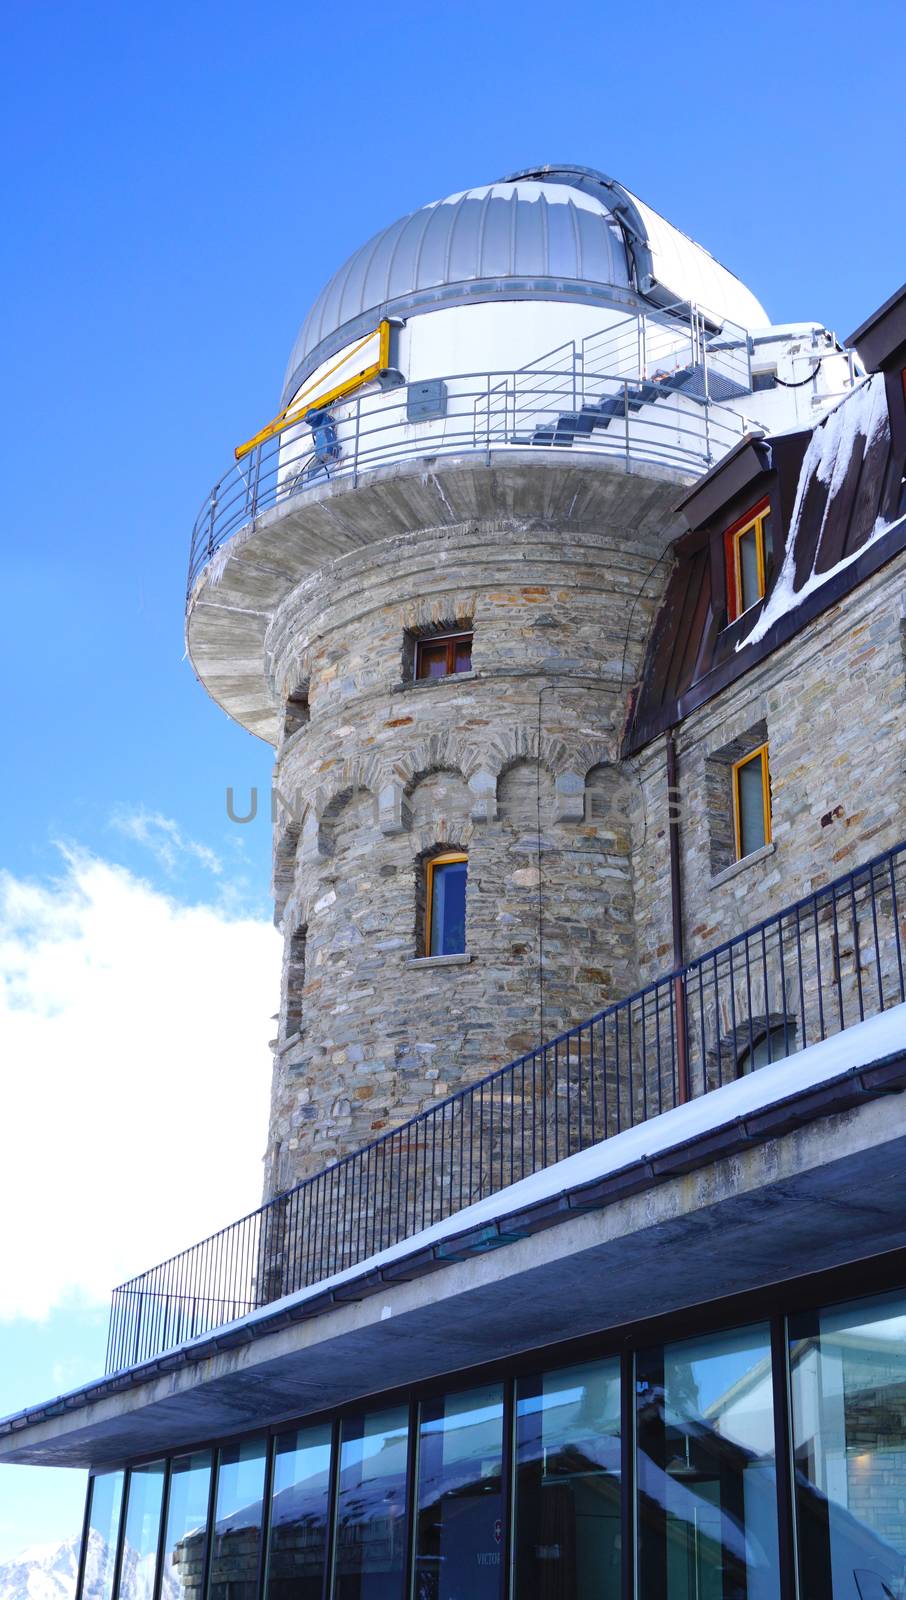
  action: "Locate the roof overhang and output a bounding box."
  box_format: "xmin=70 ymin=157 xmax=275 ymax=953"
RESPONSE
xmin=3 ymin=1012 xmax=905 ymax=1469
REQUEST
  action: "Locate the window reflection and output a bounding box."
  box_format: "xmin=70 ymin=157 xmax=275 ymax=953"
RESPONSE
xmin=413 ymin=1383 xmax=504 ymax=1600
xmin=118 ymin=1462 xmax=165 ymax=1600
xmin=208 ymin=1440 xmax=267 ymax=1600
xmin=790 ymin=1291 xmax=906 ymax=1599
xmin=636 ymin=1324 xmax=780 ymax=1599
xmin=163 ymin=1451 xmax=212 ymax=1600
xmin=332 ymin=1407 xmax=408 ymax=1599
xmin=266 ymin=1425 xmax=333 ymax=1600
xmin=84 ymin=1472 xmax=125 ymax=1600
xmin=513 ymin=1359 xmax=621 ymax=1598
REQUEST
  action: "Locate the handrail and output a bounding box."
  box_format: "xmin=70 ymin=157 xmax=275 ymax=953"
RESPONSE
xmin=186 ymin=362 xmax=750 ymax=604
xmin=105 ymin=836 xmax=906 ymax=1374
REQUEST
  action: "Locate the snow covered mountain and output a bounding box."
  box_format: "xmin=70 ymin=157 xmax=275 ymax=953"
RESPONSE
xmin=0 ymin=1535 xmax=81 ymax=1600
xmin=0 ymin=1534 xmax=180 ymax=1600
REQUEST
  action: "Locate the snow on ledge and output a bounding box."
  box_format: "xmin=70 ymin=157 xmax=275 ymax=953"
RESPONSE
xmin=180 ymin=1004 xmax=906 ymax=1352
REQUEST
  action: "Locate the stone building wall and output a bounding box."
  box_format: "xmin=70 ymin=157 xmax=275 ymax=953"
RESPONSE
xmin=263 ymin=511 xmax=676 ymax=1194
xmin=631 ymin=549 xmax=906 ymax=970
xmin=629 ymin=549 xmax=906 ymax=1060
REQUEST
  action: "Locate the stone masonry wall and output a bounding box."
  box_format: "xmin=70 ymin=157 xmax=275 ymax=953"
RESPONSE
xmin=263 ymin=512 xmax=674 ymax=1195
xmin=629 ymin=550 xmax=906 ymax=1043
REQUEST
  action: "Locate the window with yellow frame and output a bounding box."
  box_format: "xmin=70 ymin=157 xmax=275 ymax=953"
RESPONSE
xmin=732 ymin=744 xmax=771 ymax=861
xmin=425 ymin=851 xmax=468 ymax=957
xmin=725 ymin=500 xmax=773 ymax=621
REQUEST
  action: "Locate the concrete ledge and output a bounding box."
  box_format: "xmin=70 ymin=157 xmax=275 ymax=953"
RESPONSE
xmin=710 ymin=839 xmax=776 ymax=888
xmin=407 ymin=953 xmax=473 ymax=969
xmin=3 ymin=1013 xmax=906 ymax=1467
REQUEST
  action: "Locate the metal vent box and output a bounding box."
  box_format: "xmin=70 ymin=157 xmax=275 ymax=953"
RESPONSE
xmin=407 ymin=379 xmax=448 ymax=422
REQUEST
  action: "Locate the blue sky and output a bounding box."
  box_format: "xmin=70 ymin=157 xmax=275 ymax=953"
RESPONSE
xmin=1 ymin=0 xmax=905 ymax=1560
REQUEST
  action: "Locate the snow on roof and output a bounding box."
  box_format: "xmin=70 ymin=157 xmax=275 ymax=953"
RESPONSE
xmin=738 ymin=374 xmax=896 ymax=650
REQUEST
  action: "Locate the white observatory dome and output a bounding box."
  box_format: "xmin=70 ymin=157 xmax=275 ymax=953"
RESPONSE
xmin=283 ymin=164 xmax=768 ymax=405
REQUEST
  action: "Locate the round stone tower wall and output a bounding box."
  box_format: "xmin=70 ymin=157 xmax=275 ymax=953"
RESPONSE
xmin=263 ymin=481 xmax=680 ymax=1196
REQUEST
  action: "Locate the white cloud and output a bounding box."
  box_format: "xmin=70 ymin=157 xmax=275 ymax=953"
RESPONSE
xmin=109 ymin=806 xmax=224 ymax=877
xmin=0 ymin=847 xmax=280 ymax=1321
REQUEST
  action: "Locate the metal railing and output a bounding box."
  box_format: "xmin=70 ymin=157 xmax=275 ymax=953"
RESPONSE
xmin=106 ymin=838 xmax=906 ymax=1374
xmin=186 ymin=360 xmax=749 ymax=601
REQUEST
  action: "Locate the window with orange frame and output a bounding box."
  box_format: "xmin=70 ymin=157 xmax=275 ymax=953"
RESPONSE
xmin=724 ymin=499 xmax=774 ymax=622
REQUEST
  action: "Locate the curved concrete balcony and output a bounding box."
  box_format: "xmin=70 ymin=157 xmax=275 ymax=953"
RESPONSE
xmin=185 ymin=365 xmax=749 ymax=739
xmin=188 ymin=364 xmax=748 ymax=601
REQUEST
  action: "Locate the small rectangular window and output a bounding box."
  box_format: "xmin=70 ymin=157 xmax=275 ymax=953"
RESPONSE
xmin=733 ymin=744 xmax=771 ymax=860
xmin=426 ymin=852 xmax=467 ymax=956
xmin=415 ymin=631 xmax=472 ymax=680
xmin=725 ymin=501 xmax=773 ymax=620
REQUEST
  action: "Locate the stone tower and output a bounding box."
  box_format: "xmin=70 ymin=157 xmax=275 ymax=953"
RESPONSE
xmin=185 ymin=164 xmax=774 ymax=1196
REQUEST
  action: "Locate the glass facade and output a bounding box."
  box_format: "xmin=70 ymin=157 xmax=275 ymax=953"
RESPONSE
xmin=791 ymin=1290 xmax=906 ymax=1598
xmin=266 ymin=1424 xmax=333 ymax=1600
xmin=118 ymin=1461 xmax=165 ymax=1600
xmin=162 ymin=1451 xmax=212 ymax=1600
xmin=413 ymin=1383 xmax=504 ymax=1599
xmin=208 ymin=1439 xmax=267 ymax=1600
xmin=333 ymin=1406 xmax=409 ymax=1599
xmin=75 ymin=1283 xmax=906 ymax=1600
xmin=636 ymin=1324 xmax=780 ymax=1599
xmin=83 ymin=1471 xmax=125 ymax=1600
xmin=514 ymin=1358 xmax=621 ymax=1598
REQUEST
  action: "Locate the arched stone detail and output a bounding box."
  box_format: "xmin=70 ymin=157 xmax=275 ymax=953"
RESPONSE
xmin=572 ymin=737 xmax=621 ymax=778
xmin=273 ymin=820 xmax=300 ymax=927
xmin=393 ymin=731 xmax=479 ymax=792
xmin=484 ymin=725 xmax=573 ymax=785
xmin=317 ymin=776 xmax=378 ymax=856
xmin=396 ymin=591 xmax=478 ymax=638
xmin=310 ymin=753 xmax=384 ymax=822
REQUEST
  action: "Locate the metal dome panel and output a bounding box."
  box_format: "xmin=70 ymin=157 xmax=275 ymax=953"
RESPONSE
xmin=283 ymin=181 xmax=633 ymax=403
xmin=282 ymin=168 xmax=770 ymax=405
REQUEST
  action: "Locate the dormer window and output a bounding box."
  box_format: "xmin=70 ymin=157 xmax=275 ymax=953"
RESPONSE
xmin=725 ymin=501 xmax=773 ymax=621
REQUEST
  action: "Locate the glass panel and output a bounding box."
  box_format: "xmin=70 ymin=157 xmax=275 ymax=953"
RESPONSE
xmin=760 ymin=512 xmax=774 ymax=577
xmin=413 ymin=1383 xmax=504 ymax=1600
xmin=453 ymin=637 xmax=472 ymax=673
xmin=83 ymin=1472 xmax=125 ymax=1600
xmin=118 ymin=1462 xmax=165 ymax=1600
xmin=208 ymin=1440 xmax=267 ymax=1600
xmin=738 ymin=527 xmax=762 ymax=611
xmin=637 ymin=1323 xmax=781 ymax=1600
xmin=162 ymin=1451 xmax=212 ymax=1600
xmin=266 ymin=1424 xmax=333 ymax=1600
xmin=333 ymin=1407 xmax=408 ymax=1599
xmin=738 ymin=1026 xmax=787 ymax=1075
xmin=737 ymin=756 xmax=767 ymax=858
xmin=790 ymin=1289 xmax=906 ymax=1598
xmin=417 ymin=642 xmax=449 ymax=680
xmin=514 ymin=1358 xmax=622 ymax=1598
xmin=430 ymin=860 xmax=467 ymax=956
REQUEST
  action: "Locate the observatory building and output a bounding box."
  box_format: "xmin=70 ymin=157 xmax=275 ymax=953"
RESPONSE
xmin=4 ymin=167 xmax=906 ymax=1600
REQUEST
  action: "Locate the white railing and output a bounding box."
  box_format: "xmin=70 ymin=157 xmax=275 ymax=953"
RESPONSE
xmin=188 ymin=362 xmax=750 ymax=599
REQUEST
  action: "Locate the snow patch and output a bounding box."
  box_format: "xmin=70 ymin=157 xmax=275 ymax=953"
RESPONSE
xmin=737 ymin=374 xmax=896 ymax=650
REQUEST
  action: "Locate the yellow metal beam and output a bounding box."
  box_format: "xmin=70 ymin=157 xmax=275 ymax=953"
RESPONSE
xmin=234 ymin=322 xmax=393 ymax=460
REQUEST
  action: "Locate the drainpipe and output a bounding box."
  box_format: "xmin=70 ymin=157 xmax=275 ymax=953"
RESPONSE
xmin=666 ymin=728 xmax=691 ymax=1103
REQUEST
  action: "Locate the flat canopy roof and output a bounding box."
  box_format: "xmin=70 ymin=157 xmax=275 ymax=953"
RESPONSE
xmin=2 ymin=1011 xmax=905 ymax=1469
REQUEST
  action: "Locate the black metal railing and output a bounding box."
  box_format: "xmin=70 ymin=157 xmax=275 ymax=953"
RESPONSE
xmin=106 ymin=838 xmax=906 ymax=1373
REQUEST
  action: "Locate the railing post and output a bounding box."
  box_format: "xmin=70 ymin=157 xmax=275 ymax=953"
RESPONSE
xmin=353 ymin=395 xmax=361 ymax=488
xmin=207 ymin=493 xmax=217 ymax=561
xmin=624 ymin=382 xmax=630 ymax=470
xmin=250 ymin=445 xmax=261 ymax=521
